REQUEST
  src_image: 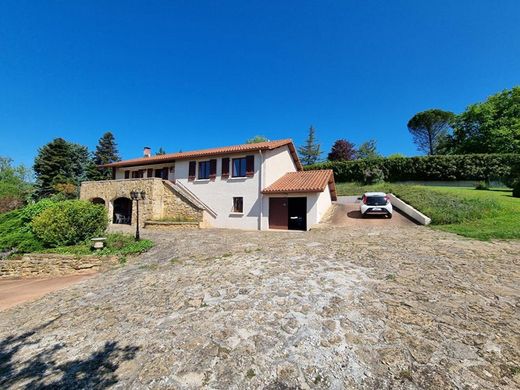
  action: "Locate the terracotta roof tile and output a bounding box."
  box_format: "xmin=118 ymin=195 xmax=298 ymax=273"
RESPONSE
xmin=102 ymin=139 xmax=302 ymax=170
xmin=262 ymin=170 xmax=337 ymax=200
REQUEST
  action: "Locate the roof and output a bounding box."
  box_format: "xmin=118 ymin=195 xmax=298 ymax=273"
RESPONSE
xmin=262 ymin=169 xmax=337 ymax=200
xmin=101 ymin=139 xmax=303 ymax=170
xmin=364 ymin=192 xmax=387 ymax=196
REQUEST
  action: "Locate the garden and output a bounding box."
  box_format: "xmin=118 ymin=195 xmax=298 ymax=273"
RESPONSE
xmin=0 ymin=198 xmax=152 ymax=261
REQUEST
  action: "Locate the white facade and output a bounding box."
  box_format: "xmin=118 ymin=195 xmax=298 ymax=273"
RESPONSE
xmin=111 ymin=144 xmax=333 ymax=230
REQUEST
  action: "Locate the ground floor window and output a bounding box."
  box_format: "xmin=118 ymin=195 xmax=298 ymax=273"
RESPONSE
xmin=233 ymin=197 xmax=243 ymax=213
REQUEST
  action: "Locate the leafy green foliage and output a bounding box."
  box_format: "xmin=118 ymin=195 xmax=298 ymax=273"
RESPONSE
xmin=41 ymin=233 xmax=153 ymax=257
xmin=513 ymin=180 xmax=520 ymax=198
xmin=356 ymin=139 xmax=380 ymax=159
xmin=31 ymin=200 xmax=108 ymax=247
xmin=298 ymin=126 xmax=321 ymax=165
xmin=307 ymin=153 xmax=520 ymax=183
xmin=449 ymin=86 xmax=520 ymax=154
xmin=475 ymin=181 xmax=489 ymax=190
xmin=33 ymin=138 xmax=90 ymax=199
xmin=407 ymin=109 xmax=455 ymax=155
xmin=87 ymin=132 xmax=121 ymax=180
xmin=246 ymin=135 xmax=269 ymax=144
xmin=0 ymin=157 xmax=32 ymax=212
xmin=156 ymin=147 xmax=167 ymax=155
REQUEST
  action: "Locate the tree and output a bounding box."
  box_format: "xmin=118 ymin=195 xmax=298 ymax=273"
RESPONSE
xmin=407 ymin=109 xmax=455 ymax=155
xmin=87 ymin=132 xmax=121 ymax=180
xmin=450 ymin=87 xmax=520 ymax=154
xmin=33 ymin=138 xmax=90 ymax=199
xmin=246 ymin=135 xmax=269 ymax=144
xmin=298 ymin=126 xmax=321 ymax=165
xmin=357 ymin=139 xmax=380 ymax=159
xmin=0 ymin=157 xmax=32 ymax=212
xmin=156 ymin=147 xmax=167 ymax=155
xmin=327 ymin=139 xmax=356 ymax=161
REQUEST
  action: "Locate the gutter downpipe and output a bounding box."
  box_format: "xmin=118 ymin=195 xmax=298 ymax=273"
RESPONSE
xmin=258 ymin=150 xmax=264 ymax=230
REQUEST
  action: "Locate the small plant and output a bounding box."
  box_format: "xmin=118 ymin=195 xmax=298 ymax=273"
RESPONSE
xmin=475 ymin=181 xmax=489 ymax=190
xmin=398 ymin=370 xmax=413 ymax=381
xmin=246 ymin=368 xmax=256 ymax=379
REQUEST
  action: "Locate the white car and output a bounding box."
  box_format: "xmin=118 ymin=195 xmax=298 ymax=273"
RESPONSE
xmin=359 ymin=192 xmax=393 ymax=218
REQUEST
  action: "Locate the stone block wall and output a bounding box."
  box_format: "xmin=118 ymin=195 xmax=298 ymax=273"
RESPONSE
xmin=80 ymin=178 xmax=203 ymax=227
xmin=0 ymin=254 xmax=119 ymax=279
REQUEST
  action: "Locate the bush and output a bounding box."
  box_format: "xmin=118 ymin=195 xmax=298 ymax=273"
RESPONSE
xmin=32 ymin=200 xmax=108 ymax=247
xmin=0 ymin=200 xmax=55 ymax=252
xmin=475 ymin=181 xmax=489 ymax=190
xmin=513 ymin=180 xmax=520 ymax=198
xmin=306 ymin=153 xmax=520 ymax=183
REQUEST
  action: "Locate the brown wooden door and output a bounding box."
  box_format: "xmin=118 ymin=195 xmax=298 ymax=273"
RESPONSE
xmin=269 ymin=197 xmax=288 ymax=229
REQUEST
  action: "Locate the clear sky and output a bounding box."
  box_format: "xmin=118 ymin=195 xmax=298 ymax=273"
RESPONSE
xmin=1 ymin=0 xmax=519 ymax=166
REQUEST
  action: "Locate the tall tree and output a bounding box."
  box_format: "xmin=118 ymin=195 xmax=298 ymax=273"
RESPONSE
xmin=357 ymin=139 xmax=380 ymax=159
xmin=0 ymin=157 xmax=32 ymax=212
xmin=450 ymin=86 xmax=520 ymax=154
xmin=246 ymin=135 xmax=269 ymax=144
xmin=407 ymin=109 xmax=455 ymax=155
xmin=156 ymin=147 xmax=167 ymax=155
xmin=327 ymin=139 xmax=356 ymax=161
xmin=33 ymin=138 xmax=89 ymax=199
xmin=88 ymin=132 xmax=121 ymax=180
xmin=298 ymin=126 xmax=321 ymax=165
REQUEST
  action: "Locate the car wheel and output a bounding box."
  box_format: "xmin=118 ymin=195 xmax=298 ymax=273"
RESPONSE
xmin=387 ymin=213 xmax=393 ymax=219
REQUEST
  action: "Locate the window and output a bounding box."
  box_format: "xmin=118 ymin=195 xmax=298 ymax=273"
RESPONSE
xmin=198 ymin=161 xmax=211 ymax=179
xmin=232 ymin=157 xmax=247 ymax=177
xmin=233 ymin=197 xmax=243 ymax=213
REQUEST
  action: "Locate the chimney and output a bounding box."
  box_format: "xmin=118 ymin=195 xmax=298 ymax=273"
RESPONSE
xmin=143 ymin=146 xmax=151 ymax=158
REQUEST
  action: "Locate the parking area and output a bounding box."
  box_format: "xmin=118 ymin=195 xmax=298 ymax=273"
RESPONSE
xmin=320 ymin=196 xmax=417 ymax=227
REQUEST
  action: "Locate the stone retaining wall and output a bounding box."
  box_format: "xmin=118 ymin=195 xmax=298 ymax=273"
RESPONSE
xmin=144 ymin=221 xmax=200 ymax=231
xmin=0 ymin=253 xmax=119 ymax=279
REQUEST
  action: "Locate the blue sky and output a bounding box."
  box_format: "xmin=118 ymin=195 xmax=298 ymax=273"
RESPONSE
xmin=1 ymin=0 xmax=519 ymax=166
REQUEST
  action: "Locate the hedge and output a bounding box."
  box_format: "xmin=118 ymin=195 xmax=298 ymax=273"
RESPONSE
xmin=305 ymin=154 xmax=520 ymax=183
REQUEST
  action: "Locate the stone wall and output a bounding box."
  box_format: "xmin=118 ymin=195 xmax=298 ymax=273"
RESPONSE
xmin=144 ymin=221 xmax=200 ymax=231
xmin=0 ymin=254 xmax=119 ymax=279
xmin=80 ymin=178 xmax=203 ymax=227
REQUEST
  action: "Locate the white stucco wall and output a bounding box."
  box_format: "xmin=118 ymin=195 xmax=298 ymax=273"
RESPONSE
xmin=263 ymin=146 xmax=298 ymax=186
xmin=175 ymin=154 xmax=263 ymax=230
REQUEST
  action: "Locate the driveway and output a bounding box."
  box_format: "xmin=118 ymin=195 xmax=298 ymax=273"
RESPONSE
xmin=0 ymin=227 xmax=519 ymax=389
xmin=320 ymin=196 xmax=417 ymax=227
xmin=0 ymin=274 xmax=96 ymax=311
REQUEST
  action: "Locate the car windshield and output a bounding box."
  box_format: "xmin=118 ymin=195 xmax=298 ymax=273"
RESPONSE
xmin=365 ymin=196 xmax=387 ymax=206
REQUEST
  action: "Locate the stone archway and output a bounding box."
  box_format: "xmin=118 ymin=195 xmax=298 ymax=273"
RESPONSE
xmin=91 ymin=197 xmax=106 ymax=206
xmin=113 ymin=197 xmax=132 ymax=224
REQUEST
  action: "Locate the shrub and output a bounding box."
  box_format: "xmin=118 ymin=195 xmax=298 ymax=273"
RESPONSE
xmin=475 ymin=181 xmax=489 ymax=190
xmin=513 ymin=180 xmax=520 ymax=198
xmin=32 ymin=200 xmax=108 ymax=247
xmin=306 ymin=153 xmax=520 ymax=183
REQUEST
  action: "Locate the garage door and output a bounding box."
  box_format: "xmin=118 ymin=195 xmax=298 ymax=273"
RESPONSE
xmin=269 ymin=198 xmax=288 ymax=229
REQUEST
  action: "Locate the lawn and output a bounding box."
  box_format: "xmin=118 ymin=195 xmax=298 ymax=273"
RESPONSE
xmin=335 ymin=182 xmax=520 ymax=240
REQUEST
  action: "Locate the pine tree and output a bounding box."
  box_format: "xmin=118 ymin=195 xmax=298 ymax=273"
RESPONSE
xmin=298 ymin=126 xmax=321 ymax=166
xmin=88 ymin=132 xmax=121 ymax=180
xmin=156 ymin=147 xmax=166 ymax=155
xmin=33 ymin=138 xmax=90 ymax=199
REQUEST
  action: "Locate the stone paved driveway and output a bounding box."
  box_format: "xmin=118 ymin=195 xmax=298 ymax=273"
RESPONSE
xmin=0 ymin=225 xmax=519 ymax=389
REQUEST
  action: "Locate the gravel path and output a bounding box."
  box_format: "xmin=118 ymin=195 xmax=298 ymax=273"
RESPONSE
xmin=1 ymin=225 xmax=519 ymax=389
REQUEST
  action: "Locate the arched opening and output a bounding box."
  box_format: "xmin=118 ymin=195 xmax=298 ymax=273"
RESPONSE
xmin=91 ymin=197 xmax=106 ymax=206
xmin=113 ymin=197 xmax=132 ymax=224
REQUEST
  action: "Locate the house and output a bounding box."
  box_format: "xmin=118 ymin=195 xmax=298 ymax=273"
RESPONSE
xmin=79 ymin=139 xmax=337 ymax=231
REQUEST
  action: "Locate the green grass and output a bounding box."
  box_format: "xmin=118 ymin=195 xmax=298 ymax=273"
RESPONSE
xmin=39 ymin=233 xmax=154 ymax=257
xmin=336 ymin=182 xmax=520 ymax=240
